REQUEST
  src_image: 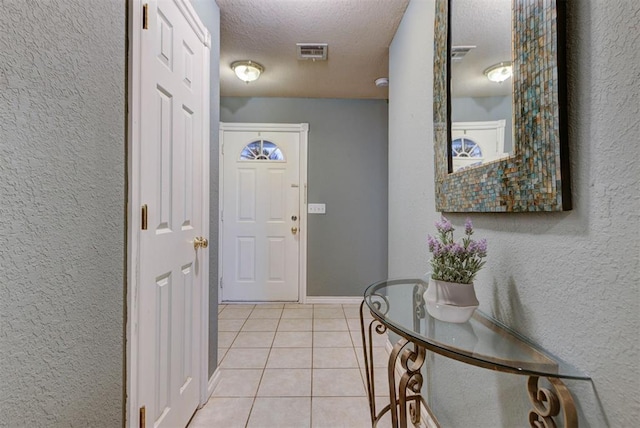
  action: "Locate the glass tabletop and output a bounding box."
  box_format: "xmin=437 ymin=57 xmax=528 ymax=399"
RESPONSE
xmin=363 ymin=278 xmax=590 ymax=380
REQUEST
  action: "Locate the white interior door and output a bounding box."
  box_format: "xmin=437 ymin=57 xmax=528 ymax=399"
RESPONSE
xmin=221 ymin=125 xmax=306 ymax=302
xmin=135 ymin=1 xmax=209 ymax=427
xmin=452 ymin=120 xmax=506 ymax=171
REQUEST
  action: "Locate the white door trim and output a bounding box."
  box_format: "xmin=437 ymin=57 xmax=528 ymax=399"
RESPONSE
xmin=126 ymin=1 xmax=211 ymax=426
xmin=304 ymin=296 xmax=363 ymax=305
xmin=218 ymin=122 xmax=309 ymax=304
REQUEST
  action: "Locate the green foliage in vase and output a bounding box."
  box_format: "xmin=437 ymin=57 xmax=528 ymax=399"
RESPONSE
xmin=427 ymin=217 xmax=487 ymax=284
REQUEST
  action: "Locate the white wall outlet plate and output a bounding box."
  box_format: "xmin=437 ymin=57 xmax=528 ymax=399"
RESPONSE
xmin=308 ymin=203 xmax=326 ymax=214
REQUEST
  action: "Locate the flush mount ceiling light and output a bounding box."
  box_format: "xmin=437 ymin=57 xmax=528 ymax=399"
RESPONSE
xmin=374 ymin=77 xmax=389 ymax=88
xmin=231 ymin=60 xmax=264 ymax=83
xmin=484 ymin=62 xmax=512 ymax=83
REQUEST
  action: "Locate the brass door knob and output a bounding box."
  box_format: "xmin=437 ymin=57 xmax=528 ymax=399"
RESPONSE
xmin=291 ymin=227 xmax=298 ymax=235
xmin=194 ymin=237 xmax=209 ymax=250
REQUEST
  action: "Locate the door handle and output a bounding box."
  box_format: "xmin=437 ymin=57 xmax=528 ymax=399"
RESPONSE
xmin=291 ymin=227 xmax=298 ymax=235
xmin=194 ymin=237 xmax=209 ymax=250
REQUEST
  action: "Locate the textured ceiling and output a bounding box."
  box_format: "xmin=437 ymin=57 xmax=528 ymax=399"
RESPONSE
xmin=217 ymin=0 xmax=410 ymax=99
xmin=451 ymin=0 xmax=512 ymax=98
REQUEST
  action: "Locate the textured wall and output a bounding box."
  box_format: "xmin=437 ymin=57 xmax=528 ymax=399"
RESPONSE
xmin=388 ymin=0 xmax=435 ymax=280
xmin=0 ymin=0 xmax=125 ymax=426
xmin=221 ymin=97 xmax=389 ymax=297
xmin=190 ymin=0 xmax=221 ymax=381
xmin=389 ymin=0 xmax=639 ymax=425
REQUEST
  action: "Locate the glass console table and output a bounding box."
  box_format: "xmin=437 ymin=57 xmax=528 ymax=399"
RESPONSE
xmin=360 ymin=278 xmax=590 ymax=428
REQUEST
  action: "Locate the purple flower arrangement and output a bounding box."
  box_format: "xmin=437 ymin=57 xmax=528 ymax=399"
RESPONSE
xmin=428 ymin=217 xmax=487 ymax=284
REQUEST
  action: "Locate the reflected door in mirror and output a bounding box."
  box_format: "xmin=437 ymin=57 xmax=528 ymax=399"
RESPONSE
xmin=450 ymin=0 xmax=513 ymax=172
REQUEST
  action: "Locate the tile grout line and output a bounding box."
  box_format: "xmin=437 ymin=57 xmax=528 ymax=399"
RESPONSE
xmin=310 ymin=306 xmax=314 ymax=428
xmin=218 ymin=305 xmax=254 ymax=367
xmin=242 ymin=308 xmax=261 ymax=428
xmin=244 ymin=305 xmax=282 ymax=428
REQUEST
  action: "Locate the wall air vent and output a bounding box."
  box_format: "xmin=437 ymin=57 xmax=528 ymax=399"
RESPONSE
xmin=296 ymin=43 xmax=328 ymax=61
xmin=451 ymin=45 xmax=476 ymax=62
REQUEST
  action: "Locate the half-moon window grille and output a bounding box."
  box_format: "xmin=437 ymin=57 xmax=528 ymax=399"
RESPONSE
xmin=239 ymin=140 xmax=285 ymax=161
xmin=451 ymin=137 xmax=483 ymax=158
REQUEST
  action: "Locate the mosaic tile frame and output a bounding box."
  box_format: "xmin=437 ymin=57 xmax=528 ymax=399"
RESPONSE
xmin=433 ymin=0 xmax=571 ymax=212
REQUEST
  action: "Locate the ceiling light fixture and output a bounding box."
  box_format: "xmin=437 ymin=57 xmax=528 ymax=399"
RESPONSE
xmin=484 ymin=62 xmax=512 ymax=83
xmin=231 ymin=60 xmax=264 ymax=83
xmin=374 ymin=77 xmax=389 ymax=88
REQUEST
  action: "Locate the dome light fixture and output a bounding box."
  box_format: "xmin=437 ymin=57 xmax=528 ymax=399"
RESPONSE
xmin=484 ymin=62 xmax=512 ymax=83
xmin=374 ymin=77 xmax=389 ymax=88
xmin=231 ymin=60 xmax=264 ymax=83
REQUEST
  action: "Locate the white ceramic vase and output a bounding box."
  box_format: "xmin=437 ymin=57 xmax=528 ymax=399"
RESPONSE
xmin=424 ymin=278 xmax=479 ymax=323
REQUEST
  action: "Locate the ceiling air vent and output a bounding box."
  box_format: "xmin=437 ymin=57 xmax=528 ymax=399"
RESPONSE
xmin=451 ymin=45 xmax=476 ymax=62
xmin=297 ymin=43 xmax=328 ymax=61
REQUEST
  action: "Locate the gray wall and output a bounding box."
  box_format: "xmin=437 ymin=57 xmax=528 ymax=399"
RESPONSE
xmin=221 ymin=97 xmax=388 ymax=297
xmin=0 ymin=1 xmax=125 ymax=426
xmin=451 ymin=95 xmax=513 ymax=152
xmin=390 ymin=0 xmax=639 ymax=426
xmin=190 ymin=0 xmax=221 ymax=381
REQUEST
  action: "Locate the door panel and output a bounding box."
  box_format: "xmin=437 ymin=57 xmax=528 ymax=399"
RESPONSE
xmin=154 ymin=272 xmax=171 ymax=422
xmin=179 ymin=262 xmax=194 ymax=387
xmin=237 ymin=237 xmax=257 ymax=281
xmin=267 ymin=238 xmax=286 ymax=280
xmin=222 ymin=130 xmax=301 ymax=302
xmin=180 ymin=107 xmax=194 ymax=229
xmin=267 ymin=169 xmax=286 ymax=220
xmin=237 ymin=169 xmax=257 ymax=220
xmin=157 ymin=86 xmax=173 ymax=231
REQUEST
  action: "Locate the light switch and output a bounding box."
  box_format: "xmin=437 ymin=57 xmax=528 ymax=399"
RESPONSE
xmin=308 ymin=203 xmax=326 ymax=214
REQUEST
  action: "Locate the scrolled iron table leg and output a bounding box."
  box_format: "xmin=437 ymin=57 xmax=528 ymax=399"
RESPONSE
xmin=527 ymin=376 xmax=578 ymax=428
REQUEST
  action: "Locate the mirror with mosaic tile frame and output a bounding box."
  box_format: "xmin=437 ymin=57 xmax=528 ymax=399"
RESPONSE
xmin=433 ymin=0 xmax=571 ymax=212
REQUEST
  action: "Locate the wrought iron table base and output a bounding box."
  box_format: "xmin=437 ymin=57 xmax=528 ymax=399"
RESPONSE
xmin=360 ymin=301 xmax=433 ymax=428
xmin=360 ymin=301 xmax=579 ymax=428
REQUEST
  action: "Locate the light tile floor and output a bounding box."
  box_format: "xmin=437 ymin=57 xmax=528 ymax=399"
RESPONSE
xmin=188 ymin=303 xmax=391 ymax=428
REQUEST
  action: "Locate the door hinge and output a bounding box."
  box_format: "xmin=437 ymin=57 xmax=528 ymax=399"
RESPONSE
xmin=220 ymin=277 xmax=223 ymax=289
xmin=141 ymin=204 xmax=148 ymax=230
xmin=221 ymin=142 xmax=224 ymax=155
xmin=139 ymin=406 xmax=146 ymax=428
xmin=220 ymin=210 xmax=223 ymax=222
xmin=142 ymin=4 xmax=149 ymax=30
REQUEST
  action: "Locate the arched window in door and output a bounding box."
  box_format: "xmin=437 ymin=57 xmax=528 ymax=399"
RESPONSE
xmin=451 ymin=137 xmax=484 ymax=171
xmin=452 ymin=137 xmax=483 ymax=158
xmin=239 ymin=140 xmax=285 ymax=161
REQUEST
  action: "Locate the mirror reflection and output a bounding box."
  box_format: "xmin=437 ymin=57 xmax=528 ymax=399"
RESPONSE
xmin=450 ymin=0 xmax=512 ymax=172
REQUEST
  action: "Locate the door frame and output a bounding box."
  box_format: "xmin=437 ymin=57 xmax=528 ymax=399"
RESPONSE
xmin=126 ymin=1 xmax=211 ymax=426
xmin=218 ymin=122 xmax=309 ymax=303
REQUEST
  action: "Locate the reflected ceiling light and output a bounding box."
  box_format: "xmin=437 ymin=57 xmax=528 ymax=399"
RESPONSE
xmin=231 ymin=60 xmax=264 ymax=83
xmin=484 ymin=62 xmax=512 ymax=83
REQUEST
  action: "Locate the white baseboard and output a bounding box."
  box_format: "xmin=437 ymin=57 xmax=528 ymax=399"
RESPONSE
xmin=420 ymin=403 xmax=439 ymax=428
xmin=385 ymin=339 xmax=394 ymax=355
xmin=205 ymin=369 xmax=221 ymax=402
xmin=220 ymin=296 xmax=363 ymax=305
xmin=304 ymin=296 xmax=363 ymax=305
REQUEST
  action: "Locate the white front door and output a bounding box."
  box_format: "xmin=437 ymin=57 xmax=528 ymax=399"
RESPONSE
xmin=135 ymin=1 xmax=210 ymax=427
xmin=452 ymin=120 xmax=507 ymax=171
xmin=220 ymin=124 xmax=307 ymax=302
